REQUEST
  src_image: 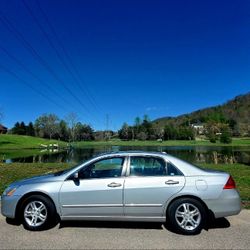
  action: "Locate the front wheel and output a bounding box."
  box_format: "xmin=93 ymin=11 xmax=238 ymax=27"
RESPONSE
xmin=21 ymin=195 xmax=56 ymax=231
xmin=167 ymin=198 xmax=206 ymax=235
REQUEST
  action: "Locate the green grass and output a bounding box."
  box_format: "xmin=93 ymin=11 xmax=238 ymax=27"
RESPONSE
xmin=0 ymin=163 xmax=73 ymax=193
xmin=73 ymin=138 xmax=250 ymax=147
xmin=0 ymin=134 xmax=67 ymax=149
xmin=199 ymin=163 xmax=250 ymax=208
xmin=0 ymin=162 xmax=249 ymax=208
xmin=1 ymin=135 xmax=250 ymax=150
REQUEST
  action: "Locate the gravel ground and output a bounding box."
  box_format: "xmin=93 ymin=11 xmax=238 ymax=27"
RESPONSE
xmin=0 ymin=210 xmax=250 ymax=249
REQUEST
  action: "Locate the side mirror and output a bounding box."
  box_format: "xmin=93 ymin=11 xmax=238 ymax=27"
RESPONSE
xmin=73 ymin=172 xmax=79 ymax=180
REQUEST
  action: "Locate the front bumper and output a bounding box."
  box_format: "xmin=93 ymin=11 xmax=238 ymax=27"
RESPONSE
xmin=205 ymin=189 xmax=241 ymax=218
xmin=1 ymin=195 xmax=21 ymax=219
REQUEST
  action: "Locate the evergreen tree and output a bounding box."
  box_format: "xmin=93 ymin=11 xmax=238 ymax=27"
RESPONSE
xmin=220 ymin=125 xmax=232 ymax=144
xmin=11 ymin=122 xmax=20 ymax=134
xmin=26 ymin=122 xmax=35 ymax=136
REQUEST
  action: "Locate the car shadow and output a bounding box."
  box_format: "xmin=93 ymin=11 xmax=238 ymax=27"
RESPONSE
xmin=206 ymin=217 xmax=231 ymax=230
xmin=59 ymin=220 xmax=164 ymax=230
xmin=6 ymin=218 xmax=21 ymax=226
xmin=6 ymin=216 xmax=230 ymax=233
xmin=163 ymin=217 xmax=231 ymax=235
xmin=59 ymin=217 xmax=230 ymax=233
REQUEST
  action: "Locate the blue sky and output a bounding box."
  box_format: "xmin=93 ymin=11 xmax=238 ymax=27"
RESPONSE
xmin=0 ymin=0 xmax=249 ymax=130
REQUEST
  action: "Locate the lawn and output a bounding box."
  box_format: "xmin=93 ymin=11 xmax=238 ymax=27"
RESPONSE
xmin=0 ymin=162 xmax=249 ymax=208
xmin=0 ymin=134 xmax=67 ymax=149
xmin=73 ymin=138 xmax=250 ymax=147
xmin=1 ymin=135 xmax=250 ymax=150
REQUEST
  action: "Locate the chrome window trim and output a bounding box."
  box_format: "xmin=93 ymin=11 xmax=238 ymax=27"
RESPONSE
xmin=66 ymin=156 xmax=128 ymax=181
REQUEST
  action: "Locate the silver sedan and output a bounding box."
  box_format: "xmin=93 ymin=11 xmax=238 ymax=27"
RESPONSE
xmin=1 ymin=151 xmax=241 ymax=235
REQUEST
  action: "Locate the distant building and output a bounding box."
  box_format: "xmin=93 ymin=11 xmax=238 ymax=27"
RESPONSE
xmin=0 ymin=124 xmax=8 ymax=134
xmin=191 ymin=123 xmax=205 ymax=135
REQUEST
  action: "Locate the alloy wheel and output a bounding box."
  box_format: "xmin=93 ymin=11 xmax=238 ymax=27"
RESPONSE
xmin=175 ymin=202 xmax=201 ymax=231
xmin=24 ymin=201 xmax=47 ymax=227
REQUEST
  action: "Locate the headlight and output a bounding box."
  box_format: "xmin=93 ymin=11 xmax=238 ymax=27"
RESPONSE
xmin=3 ymin=186 xmax=19 ymax=196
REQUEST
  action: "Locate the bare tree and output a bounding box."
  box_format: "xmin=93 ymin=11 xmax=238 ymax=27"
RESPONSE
xmin=65 ymin=112 xmax=78 ymax=142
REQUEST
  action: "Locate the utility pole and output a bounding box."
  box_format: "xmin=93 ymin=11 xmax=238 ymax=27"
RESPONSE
xmin=105 ymin=114 xmax=110 ymax=141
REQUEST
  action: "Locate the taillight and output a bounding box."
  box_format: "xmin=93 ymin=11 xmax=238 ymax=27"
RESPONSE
xmin=223 ymin=175 xmax=236 ymax=189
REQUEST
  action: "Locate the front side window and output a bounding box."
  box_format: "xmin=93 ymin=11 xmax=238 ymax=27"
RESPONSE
xmin=130 ymin=156 xmax=167 ymax=176
xmin=78 ymin=157 xmax=124 ymax=179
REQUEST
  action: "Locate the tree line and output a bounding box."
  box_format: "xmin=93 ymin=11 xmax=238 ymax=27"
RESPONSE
xmin=10 ymin=113 xmax=94 ymax=142
xmin=118 ymin=115 xmax=195 ymax=141
xmin=9 ymin=113 xmax=233 ymax=143
xmin=118 ymin=115 xmax=233 ymax=143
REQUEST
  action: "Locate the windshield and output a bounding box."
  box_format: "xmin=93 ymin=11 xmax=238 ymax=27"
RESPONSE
xmin=53 ymin=163 xmax=80 ymax=176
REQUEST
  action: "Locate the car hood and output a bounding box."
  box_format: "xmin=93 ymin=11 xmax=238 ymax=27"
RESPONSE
xmin=11 ymin=173 xmax=61 ymax=186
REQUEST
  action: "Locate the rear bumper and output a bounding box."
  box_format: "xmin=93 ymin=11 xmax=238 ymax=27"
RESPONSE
xmin=205 ymin=189 xmax=241 ymax=218
xmin=1 ymin=195 xmax=21 ymax=219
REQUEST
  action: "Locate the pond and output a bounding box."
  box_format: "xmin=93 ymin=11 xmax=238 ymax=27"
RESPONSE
xmin=1 ymin=145 xmax=250 ymax=165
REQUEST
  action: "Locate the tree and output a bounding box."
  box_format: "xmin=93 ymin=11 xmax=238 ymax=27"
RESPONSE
xmin=177 ymin=127 xmax=195 ymax=140
xmin=65 ymin=112 xmax=78 ymax=142
xmin=35 ymin=114 xmax=60 ymax=139
xmin=205 ymin=122 xmax=220 ymax=143
xmin=164 ymin=124 xmax=177 ymax=140
xmin=134 ymin=117 xmax=141 ymax=127
xmin=220 ymin=125 xmax=232 ymax=144
xmin=136 ymin=131 xmax=147 ymax=140
xmin=75 ymin=122 xmax=94 ymax=141
xmin=118 ymin=123 xmax=130 ymax=140
xmin=118 ymin=123 xmax=134 ymax=140
xmin=58 ymin=120 xmax=69 ymax=141
xmin=12 ymin=121 xmax=27 ymax=135
xmin=26 ymin=122 xmax=35 ymax=136
xmin=19 ymin=122 xmax=26 ymax=135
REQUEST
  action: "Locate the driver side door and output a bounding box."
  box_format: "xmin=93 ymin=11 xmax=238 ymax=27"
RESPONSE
xmin=59 ymin=156 xmax=126 ymax=218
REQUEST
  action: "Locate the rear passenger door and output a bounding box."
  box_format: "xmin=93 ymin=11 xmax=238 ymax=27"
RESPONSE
xmin=124 ymin=156 xmax=185 ymax=217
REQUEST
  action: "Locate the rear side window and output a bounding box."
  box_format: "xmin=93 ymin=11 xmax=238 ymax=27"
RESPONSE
xmin=130 ymin=156 xmax=166 ymax=176
xmin=166 ymin=162 xmax=183 ymax=176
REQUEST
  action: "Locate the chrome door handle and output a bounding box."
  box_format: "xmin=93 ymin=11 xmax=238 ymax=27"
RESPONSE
xmin=107 ymin=182 xmax=122 ymax=188
xmin=165 ymin=180 xmax=179 ymax=185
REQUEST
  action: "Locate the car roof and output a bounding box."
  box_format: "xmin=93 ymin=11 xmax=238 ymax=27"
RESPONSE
xmin=95 ymin=151 xmax=168 ymax=158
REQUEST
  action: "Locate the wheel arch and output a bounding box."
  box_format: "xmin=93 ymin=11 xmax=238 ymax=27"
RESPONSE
xmin=15 ymin=191 xmax=59 ymax=220
xmin=164 ymin=194 xmax=214 ymax=219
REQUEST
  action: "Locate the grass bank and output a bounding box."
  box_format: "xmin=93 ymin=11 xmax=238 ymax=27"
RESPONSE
xmin=73 ymin=138 xmax=250 ymax=148
xmin=0 ymin=134 xmax=67 ymax=149
xmin=0 ymin=162 xmax=249 ymax=208
xmin=1 ymin=135 xmax=250 ymax=150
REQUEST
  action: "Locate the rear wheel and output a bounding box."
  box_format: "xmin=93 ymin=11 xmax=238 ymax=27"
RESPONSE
xmin=21 ymin=195 xmax=56 ymax=231
xmin=167 ymin=198 xmax=206 ymax=235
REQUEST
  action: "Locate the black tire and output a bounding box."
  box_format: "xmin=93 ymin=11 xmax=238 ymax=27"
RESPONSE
xmin=167 ymin=197 xmax=206 ymax=235
xmin=21 ymin=195 xmax=56 ymax=231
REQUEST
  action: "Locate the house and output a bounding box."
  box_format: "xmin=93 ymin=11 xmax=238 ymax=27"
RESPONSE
xmin=191 ymin=123 xmax=205 ymax=135
xmin=0 ymin=124 xmax=8 ymax=134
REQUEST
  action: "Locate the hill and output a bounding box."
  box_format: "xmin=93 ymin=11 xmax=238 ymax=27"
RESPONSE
xmin=0 ymin=134 xmax=67 ymax=149
xmin=154 ymin=92 xmax=250 ymax=136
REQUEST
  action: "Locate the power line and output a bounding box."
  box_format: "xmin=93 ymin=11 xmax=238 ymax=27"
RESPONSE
xmin=0 ymin=45 xmax=73 ymax=109
xmin=0 ymin=62 xmax=66 ymax=111
xmin=0 ymin=11 xmax=92 ymax=119
xmin=22 ymin=0 xmax=103 ymax=117
xmin=35 ymin=0 xmax=103 ymax=114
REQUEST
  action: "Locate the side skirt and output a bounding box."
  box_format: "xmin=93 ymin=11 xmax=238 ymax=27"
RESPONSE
xmin=60 ymin=215 xmax=166 ymax=222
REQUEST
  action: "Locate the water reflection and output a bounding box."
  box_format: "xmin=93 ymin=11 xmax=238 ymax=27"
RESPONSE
xmin=0 ymin=146 xmax=250 ymax=165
